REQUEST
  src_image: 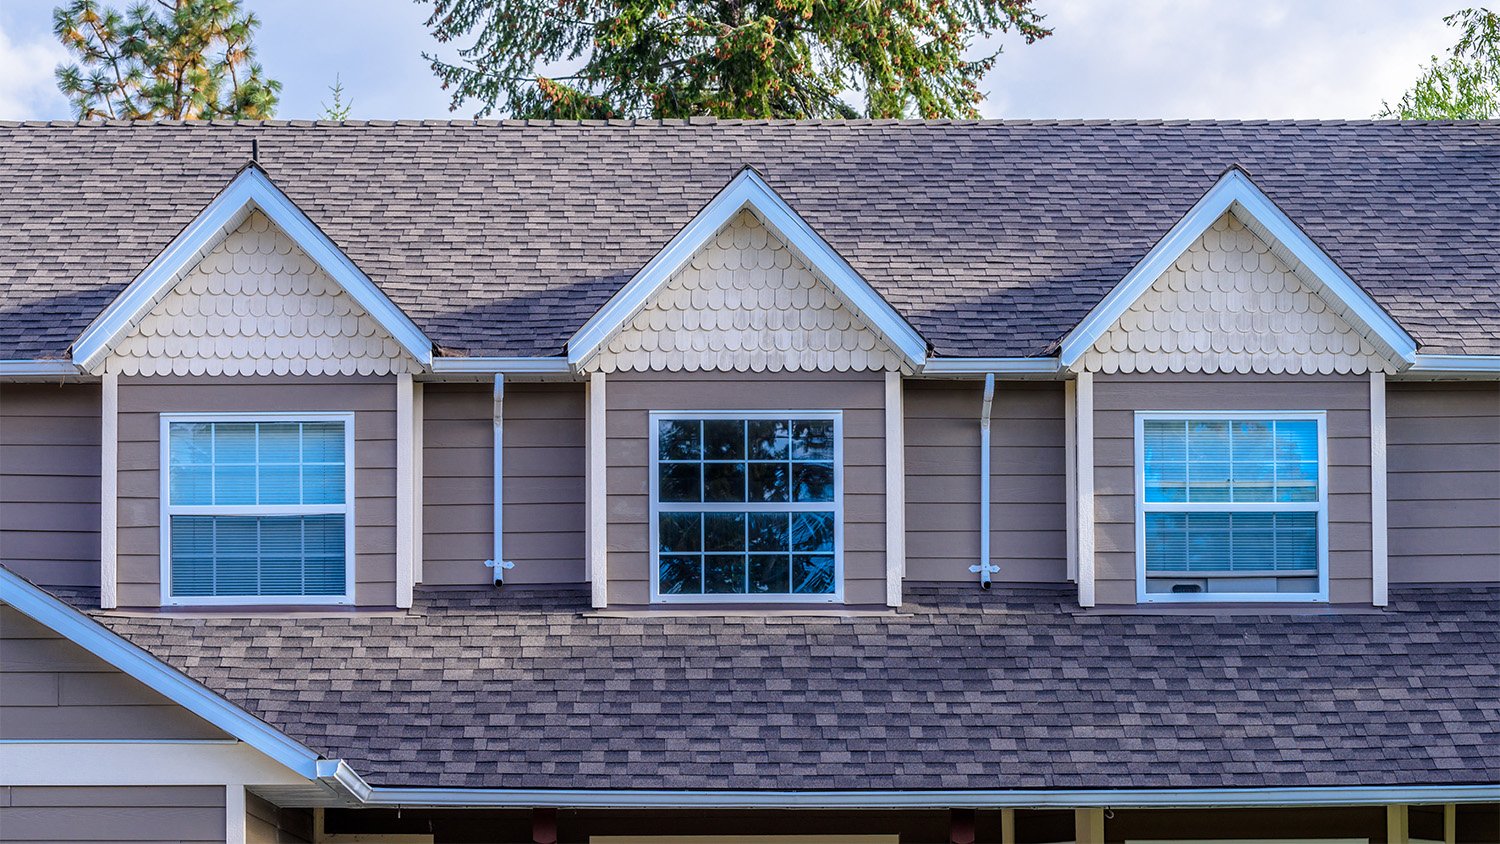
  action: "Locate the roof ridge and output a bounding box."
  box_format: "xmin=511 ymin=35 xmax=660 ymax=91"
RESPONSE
xmin=3 ymin=118 xmax=1500 ymax=129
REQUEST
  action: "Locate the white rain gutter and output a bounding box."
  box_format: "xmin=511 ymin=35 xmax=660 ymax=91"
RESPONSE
xmin=969 ymin=373 xmax=999 ymax=588
xmin=0 ymin=359 xmax=82 ymax=379
xmin=429 ymin=356 xmax=574 ymax=376
xmin=319 ymin=761 xmax=1499 ymax=809
xmin=484 ymin=374 xmax=513 ymax=584
xmin=1405 ymin=354 xmax=1500 ymax=376
xmin=920 ymin=357 xmax=1061 ymax=376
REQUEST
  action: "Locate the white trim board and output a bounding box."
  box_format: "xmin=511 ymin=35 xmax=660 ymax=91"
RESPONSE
xmin=0 ymin=565 xmax=326 ymax=778
xmin=1058 ymin=167 xmax=1417 ymax=371
xmin=70 ymin=164 xmax=432 ymax=373
xmin=566 ymin=167 xmax=927 ymax=369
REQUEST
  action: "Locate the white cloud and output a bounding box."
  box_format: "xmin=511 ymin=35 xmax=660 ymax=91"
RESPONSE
xmin=0 ymin=19 xmax=69 ymax=120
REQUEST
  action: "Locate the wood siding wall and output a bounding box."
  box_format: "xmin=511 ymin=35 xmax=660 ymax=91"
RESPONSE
xmin=0 ymin=605 xmax=224 ymax=740
xmin=1388 ymin=381 xmax=1500 ymax=584
xmin=903 ymin=381 xmax=1068 ymax=583
xmin=115 ymin=375 xmax=398 ymax=607
xmin=1091 ymin=373 xmax=1373 ymax=605
xmin=421 ymin=382 xmax=586 ymax=586
xmin=604 ymin=371 xmax=889 ymax=605
xmin=246 ymin=792 xmax=313 ymax=844
xmin=0 ymin=383 xmax=100 ymax=589
xmin=0 ymin=786 xmax=225 ymax=843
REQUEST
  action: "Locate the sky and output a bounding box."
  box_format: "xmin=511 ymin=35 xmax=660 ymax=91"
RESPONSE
xmin=0 ymin=0 xmax=1468 ymax=121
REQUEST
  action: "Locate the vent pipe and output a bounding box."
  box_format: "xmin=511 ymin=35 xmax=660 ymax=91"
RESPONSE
xmin=969 ymin=373 xmax=999 ymax=588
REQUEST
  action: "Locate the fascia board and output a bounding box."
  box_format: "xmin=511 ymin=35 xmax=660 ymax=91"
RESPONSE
xmin=71 ymin=167 xmax=432 ymax=371
xmin=566 ymin=168 xmax=927 ymax=367
xmin=0 ymin=566 xmax=324 ymax=779
xmin=1058 ymin=169 xmax=1418 ymax=369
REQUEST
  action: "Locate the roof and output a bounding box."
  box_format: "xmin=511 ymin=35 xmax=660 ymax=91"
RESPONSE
xmin=50 ymin=582 xmax=1500 ymax=791
xmin=0 ymin=119 xmax=1498 ymax=361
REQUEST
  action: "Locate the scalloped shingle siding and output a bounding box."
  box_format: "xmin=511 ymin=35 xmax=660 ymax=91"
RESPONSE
xmin=587 ymin=210 xmax=907 ymax=374
xmin=1081 ymin=212 xmax=1392 ymax=375
xmin=104 ymin=210 xmax=417 ymax=377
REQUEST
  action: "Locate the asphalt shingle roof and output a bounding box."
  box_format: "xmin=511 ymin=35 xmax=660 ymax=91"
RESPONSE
xmin=60 ymin=584 xmax=1500 ymax=790
xmin=0 ymin=120 xmax=1497 ymax=361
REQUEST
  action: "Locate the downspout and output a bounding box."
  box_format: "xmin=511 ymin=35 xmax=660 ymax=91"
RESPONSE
xmin=969 ymin=373 xmax=999 ymax=588
xmin=484 ymin=373 xmax=514 ymax=585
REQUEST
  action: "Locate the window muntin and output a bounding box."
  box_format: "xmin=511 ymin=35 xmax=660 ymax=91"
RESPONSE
xmin=162 ymin=414 xmax=354 ymax=604
xmin=1136 ymin=413 xmax=1327 ymax=602
xmin=651 ymin=412 xmax=841 ymax=602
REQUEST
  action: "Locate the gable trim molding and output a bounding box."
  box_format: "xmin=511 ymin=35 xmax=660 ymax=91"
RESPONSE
xmin=1058 ymin=167 xmax=1418 ymax=371
xmin=0 ymin=565 xmax=326 ymax=779
xmin=70 ymin=164 xmax=433 ymax=373
xmin=566 ymin=167 xmax=928 ymax=369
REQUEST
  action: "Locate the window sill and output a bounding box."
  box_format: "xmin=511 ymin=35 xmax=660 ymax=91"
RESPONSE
xmin=588 ymin=604 xmax=903 ymax=619
xmin=1077 ymin=602 xmax=1390 ymax=617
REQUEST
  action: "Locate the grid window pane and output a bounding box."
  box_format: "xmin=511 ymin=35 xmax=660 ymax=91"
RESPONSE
xmin=655 ymin=415 xmax=838 ymax=598
xmin=169 ymin=514 xmax=346 ymax=598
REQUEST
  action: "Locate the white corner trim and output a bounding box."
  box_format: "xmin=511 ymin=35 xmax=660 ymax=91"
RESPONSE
xmin=1058 ymin=168 xmax=1417 ymax=370
xmin=1064 ymin=379 xmax=1078 ymax=584
xmin=1371 ymin=371 xmax=1389 ymax=607
xmin=226 ymin=784 xmax=247 ymax=844
xmin=100 ymin=372 xmax=118 ymax=610
xmin=587 ymin=371 xmax=608 ymax=608
xmin=566 ymin=167 xmax=927 ymax=369
xmin=0 ymin=566 xmax=326 ymax=778
xmin=396 ymin=373 xmax=415 ymax=609
xmin=1075 ymin=372 xmax=1096 ymax=608
xmin=0 ymin=359 xmax=82 ymax=378
xmin=71 ymin=165 xmax=432 ymax=372
xmin=885 ymin=371 xmax=905 ymax=607
xmin=920 ymin=357 xmax=1061 ymax=376
xmin=412 ymin=382 xmax=425 ymax=585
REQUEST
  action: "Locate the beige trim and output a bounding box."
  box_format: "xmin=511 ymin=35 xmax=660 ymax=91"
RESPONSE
xmin=1075 ymin=807 xmax=1105 ymax=844
xmin=226 ymin=784 xmax=247 ymax=844
xmin=1076 ymin=372 xmax=1096 ymax=608
xmin=588 ymin=371 xmax=608 ymax=607
xmin=100 ymin=372 xmax=118 ymax=610
xmin=1444 ymin=803 xmax=1456 ymax=844
xmin=0 ymin=742 xmax=306 ymax=786
xmin=412 ymin=382 xmax=424 ymax=584
xmin=1000 ymin=808 xmax=1016 ymax=844
xmin=1387 ymin=804 xmax=1410 ymax=844
xmin=396 ymin=372 xmax=415 ymax=609
xmin=1370 ymin=371 xmax=1389 ymax=607
xmin=884 ymin=371 xmax=905 ymax=607
xmin=1065 ymin=379 xmax=1078 ymax=583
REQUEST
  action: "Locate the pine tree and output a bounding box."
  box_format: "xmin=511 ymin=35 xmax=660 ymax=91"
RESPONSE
xmin=54 ymin=0 xmax=281 ymax=120
xmin=418 ymin=0 xmax=1049 ymax=119
xmin=321 ymin=74 xmax=353 ymax=120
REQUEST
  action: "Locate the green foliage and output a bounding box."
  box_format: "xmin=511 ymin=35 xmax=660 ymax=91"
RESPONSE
xmin=418 ymin=0 xmax=1050 ymax=119
xmin=321 ymin=74 xmax=353 ymax=120
xmin=1379 ymin=7 xmax=1499 ymax=119
xmin=53 ymin=0 xmax=281 ymax=120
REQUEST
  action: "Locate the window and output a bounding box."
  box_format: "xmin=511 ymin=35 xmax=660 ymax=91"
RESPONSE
xmin=650 ymin=412 xmax=841 ymax=602
xmin=1135 ymin=412 xmax=1327 ymax=602
xmin=161 ymin=414 xmax=354 ymax=604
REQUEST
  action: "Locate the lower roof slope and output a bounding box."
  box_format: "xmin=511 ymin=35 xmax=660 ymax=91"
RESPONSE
xmin=54 ymin=583 xmax=1500 ymax=791
xmin=0 ymin=120 xmax=1497 ymax=360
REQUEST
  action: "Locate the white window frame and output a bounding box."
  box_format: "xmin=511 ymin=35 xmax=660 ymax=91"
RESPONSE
xmin=1134 ymin=410 xmax=1329 ymax=604
xmin=159 ymin=412 xmax=357 ymax=606
xmin=648 ymin=410 xmax=844 ymax=604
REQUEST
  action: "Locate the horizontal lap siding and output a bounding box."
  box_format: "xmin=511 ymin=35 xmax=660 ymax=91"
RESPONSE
xmin=421 ymin=383 xmax=585 ymax=586
xmin=0 ymin=786 xmax=224 ymax=843
xmin=1092 ymin=374 xmax=1372 ymax=605
xmin=1387 ymin=382 xmax=1500 ymax=583
xmin=904 ymin=381 xmax=1067 ymax=583
xmin=605 ymin=372 xmax=887 ymax=606
xmin=0 ymin=605 xmax=224 ymax=740
xmin=0 ymin=383 xmax=101 ymax=589
xmin=115 ymin=375 xmax=397 ymax=607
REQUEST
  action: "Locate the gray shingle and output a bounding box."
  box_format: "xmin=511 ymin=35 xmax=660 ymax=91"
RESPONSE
xmin=47 ymin=583 xmax=1500 ymax=791
xmin=0 ymin=120 xmax=1497 ymax=360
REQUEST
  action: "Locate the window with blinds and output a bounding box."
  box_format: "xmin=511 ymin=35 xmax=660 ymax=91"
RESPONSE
xmin=162 ymin=415 xmax=353 ymax=603
xmin=650 ymin=412 xmax=841 ymax=602
xmin=1137 ymin=413 xmax=1327 ymax=601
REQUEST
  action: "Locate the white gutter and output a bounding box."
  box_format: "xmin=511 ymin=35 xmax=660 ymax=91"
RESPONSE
xmin=0 ymin=359 xmax=82 ymax=378
xmin=430 ymin=357 xmax=575 ymax=376
xmin=969 ymin=373 xmax=999 ymax=588
xmin=920 ymin=357 xmax=1061 ymax=376
xmin=483 ymin=374 xmax=513 ymax=584
xmin=1406 ymin=354 xmax=1500 ymax=375
xmin=320 ymin=762 xmax=1500 ymax=809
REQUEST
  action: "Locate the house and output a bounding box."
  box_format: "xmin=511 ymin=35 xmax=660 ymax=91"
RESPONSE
xmin=0 ymin=119 xmax=1496 ymax=844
